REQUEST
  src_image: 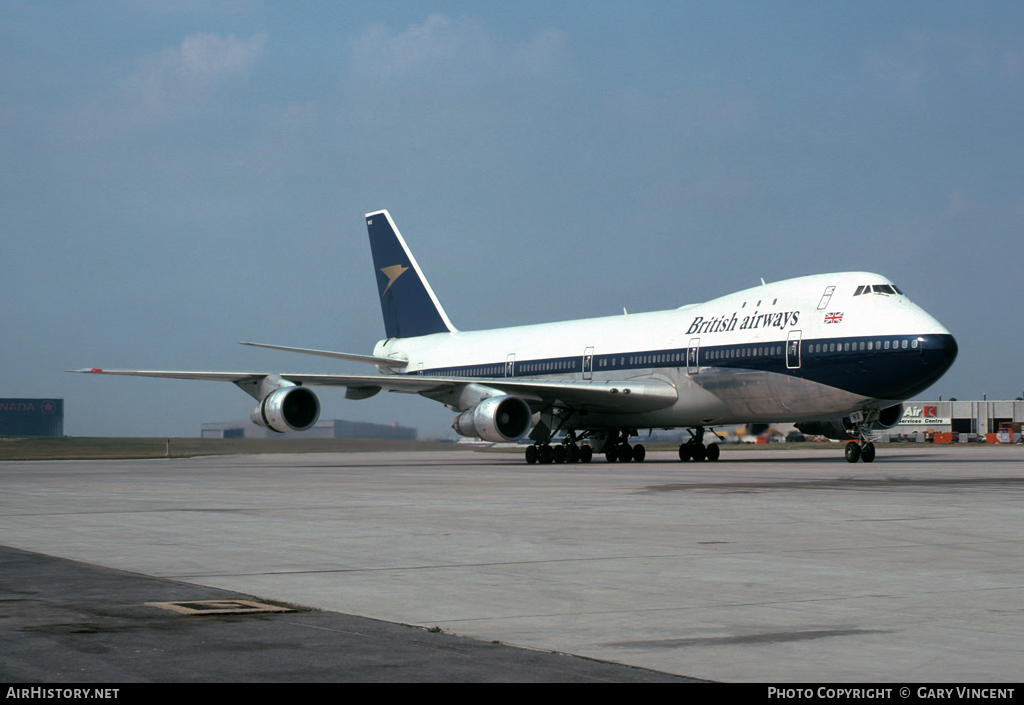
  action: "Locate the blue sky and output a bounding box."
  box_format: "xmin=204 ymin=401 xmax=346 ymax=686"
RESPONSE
xmin=3 ymin=1 xmax=1022 ymax=438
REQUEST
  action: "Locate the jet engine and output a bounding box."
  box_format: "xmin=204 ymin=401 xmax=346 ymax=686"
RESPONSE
xmin=251 ymin=385 xmax=320 ymax=433
xmin=875 ymin=403 xmax=904 ymax=429
xmin=795 ymin=403 xmax=905 ymax=440
xmin=795 ymin=417 xmax=855 ymax=441
xmin=452 ymin=395 xmax=532 ymax=443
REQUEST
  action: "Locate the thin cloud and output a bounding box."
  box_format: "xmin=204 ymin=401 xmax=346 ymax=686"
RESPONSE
xmin=865 ymin=28 xmax=1024 ymax=97
xmin=347 ymin=14 xmax=568 ymax=85
xmin=125 ymin=31 xmax=267 ymax=116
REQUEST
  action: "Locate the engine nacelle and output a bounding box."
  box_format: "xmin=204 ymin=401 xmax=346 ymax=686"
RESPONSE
xmin=876 ymin=403 xmax=904 ymax=429
xmin=796 ymin=403 xmax=905 ymax=440
xmin=452 ymin=395 xmax=532 ymax=443
xmin=795 ymin=417 xmax=855 ymax=441
xmin=251 ymin=385 xmax=320 ymax=433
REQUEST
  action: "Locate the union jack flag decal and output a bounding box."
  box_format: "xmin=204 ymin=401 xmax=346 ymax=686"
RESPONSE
xmin=824 ymin=312 xmax=843 ymax=324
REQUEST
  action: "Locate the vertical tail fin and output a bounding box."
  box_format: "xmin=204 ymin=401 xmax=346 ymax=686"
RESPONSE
xmin=365 ymin=210 xmax=456 ymax=339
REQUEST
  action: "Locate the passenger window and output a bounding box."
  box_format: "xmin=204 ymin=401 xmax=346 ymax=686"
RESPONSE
xmin=912 ymin=339 xmax=918 ymax=348
xmin=902 ymin=340 xmax=908 ymax=349
xmin=884 ymin=341 xmax=890 ymax=349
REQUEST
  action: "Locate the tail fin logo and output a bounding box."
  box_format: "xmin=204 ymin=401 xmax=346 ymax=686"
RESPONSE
xmin=380 ymin=264 xmax=409 ymax=297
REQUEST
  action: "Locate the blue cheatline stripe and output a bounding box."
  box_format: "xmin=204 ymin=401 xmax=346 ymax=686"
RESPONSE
xmin=408 ymin=334 xmax=956 ymax=402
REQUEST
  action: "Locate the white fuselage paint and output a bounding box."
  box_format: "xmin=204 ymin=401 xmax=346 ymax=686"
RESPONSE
xmin=373 ymin=272 xmax=952 ymax=430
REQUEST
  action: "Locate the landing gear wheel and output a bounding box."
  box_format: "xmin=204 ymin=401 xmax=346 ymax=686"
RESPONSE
xmin=539 ymin=445 xmax=554 ymax=464
xmin=844 ymin=442 xmax=861 ymax=464
xmin=860 ymin=442 xmax=875 ymax=463
xmin=618 ymin=443 xmax=633 ymax=462
xmin=705 ymin=443 xmax=720 ymax=462
xmin=525 ymin=445 xmax=538 ymax=464
xmin=567 ymin=444 xmax=581 ymax=464
xmin=632 ymin=444 xmax=646 ymax=462
xmin=580 ymin=445 xmax=593 ymax=463
xmin=605 ymin=448 xmax=618 ymax=463
xmin=678 ymin=444 xmax=692 ymax=462
xmin=691 ymin=443 xmax=707 ymax=462
xmin=553 ymin=445 xmax=567 ymax=464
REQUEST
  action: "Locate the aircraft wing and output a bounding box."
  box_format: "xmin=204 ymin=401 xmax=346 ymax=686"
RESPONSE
xmin=237 ymin=342 xmax=408 ymax=368
xmin=468 ymin=378 xmax=678 ymax=413
xmin=71 ymin=369 xmax=677 ymax=414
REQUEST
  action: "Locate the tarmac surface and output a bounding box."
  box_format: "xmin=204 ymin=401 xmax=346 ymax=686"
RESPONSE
xmin=1 ymin=445 xmax=1022 ymax=682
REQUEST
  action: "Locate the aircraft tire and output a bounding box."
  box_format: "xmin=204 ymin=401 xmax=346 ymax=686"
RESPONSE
xmin=706 ymin=443 xmax=720 ymax=462
xmin=605 ymin=449 xmax=618 ymax=463
xmin=860 ymin=442 xmax=876 ymax=463
xmin=692 ymin=444 xmax=707 ymax=462
xmin=580 ymin=445 xmax=593 ymax=463
xmin=632 ymin=444 xmax=646 ymax=462
xmin=678 ymin=444 xmax=691 ymax=462
xmin=618 ymin=443 xmax=633 ymax=462
xmin=539 ymin=445 xmax=554 ymax=464
xmin=525 ymin=446 xmax=538 ymax=464
xmin=567 ymin=444 xmax=581 ymax=463
xmin=553 ymin=445 xmax=567 ymax=463
xmin=844 ymin=442 xmax=861 ymax=463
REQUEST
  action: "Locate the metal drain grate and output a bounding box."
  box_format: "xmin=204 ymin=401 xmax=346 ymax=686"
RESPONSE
xmin=146 ymin=600 xmax=293 ymax=615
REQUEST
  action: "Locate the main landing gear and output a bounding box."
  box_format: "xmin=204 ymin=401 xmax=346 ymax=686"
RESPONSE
xmin=524 ymin=431 xmax=594 ymax=465
xmin=523 ymin=429 xmax=647 ymax=464
xmin=678 ymin=426 xmax=721 ymax=463
xmin=602 ymin=430 xmax=646 ymax=463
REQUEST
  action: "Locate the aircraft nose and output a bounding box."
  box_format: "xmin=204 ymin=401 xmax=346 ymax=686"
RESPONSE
xmin=940 ymin=334 xmax=959 ymax=365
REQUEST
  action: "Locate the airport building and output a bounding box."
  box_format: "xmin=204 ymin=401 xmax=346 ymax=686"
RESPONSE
xmin=201 ymin=418 xmax=417 ymax=440
xmin=884 ymin=399 xmax=1024 ymax=442
xmin=0 ymin=398 xmax=63 ymax=436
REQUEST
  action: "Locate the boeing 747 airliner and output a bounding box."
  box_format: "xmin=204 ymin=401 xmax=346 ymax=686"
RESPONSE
xmin=76 ymin=210 xmax=958 ymax=464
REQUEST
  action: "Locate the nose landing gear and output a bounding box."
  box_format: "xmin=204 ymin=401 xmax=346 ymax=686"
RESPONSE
xmin=844 ymin=413 xmax=877 ymax=463
xmin=844 ymin=440 xmax=876 ymax=463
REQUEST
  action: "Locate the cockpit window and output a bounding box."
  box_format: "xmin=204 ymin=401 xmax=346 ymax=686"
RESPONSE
xmin=855 ymin=284 xmax=901 ymax=296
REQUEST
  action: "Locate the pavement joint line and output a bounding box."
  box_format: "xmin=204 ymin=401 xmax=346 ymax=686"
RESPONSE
xmin=418 ymin=587 xmax=1024 ymax=624
xmin=151 ymin=540 xmax=1024 ymax=579
xmin=160 ymin=553 xmax=688 ymax=577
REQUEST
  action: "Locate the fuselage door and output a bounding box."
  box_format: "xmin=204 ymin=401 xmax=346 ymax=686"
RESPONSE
xmin=583 ymin=347 xmax=594 ymax=380
xmin=786 ymin=330 xmax=802 ymax=370
xmin=687 ymin=338 xmax=700 ymax=374
xmin=817 ymin=286 xmax=836 ymax=310
xmin=506 ymin=353 xmax=515 ymax=378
